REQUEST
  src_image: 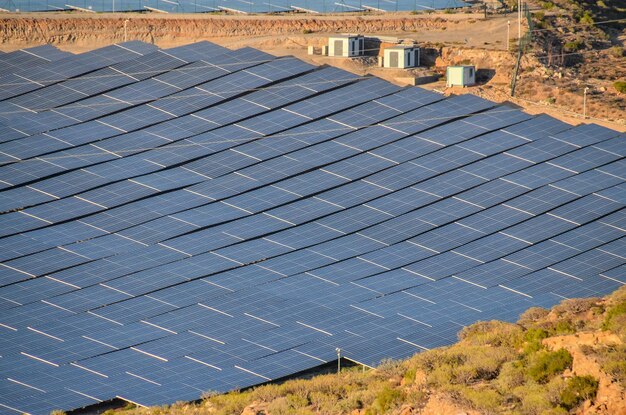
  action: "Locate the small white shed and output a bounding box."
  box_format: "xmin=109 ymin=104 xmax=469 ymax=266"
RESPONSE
xmin=328 ymin=35 xmax=365 ymax=57
xmin=446 ymin=65 xmax=476 ymax=87
xmin=383 ymin=45 xmax=420 ymax=69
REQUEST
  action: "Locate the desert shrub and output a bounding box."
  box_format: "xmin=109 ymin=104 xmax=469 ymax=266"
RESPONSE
xmin=553 ymin=297 xmax=599 ymax=315
xmin=518 ymin=307 xmax=549 ymax=327
xmin=597 ymin=344 xmax=626 ymax=387
xmin=609 ymin=286 xmax=626 ymax=303
xmin=404 ymin=388 xmax=427 ymax=406
xmin=579 ymin=10 xmax=594 ymax=25
xmin=560 ymin=375 xmax=598 ymax=410
xmin=206 ymin=390 xmax=253 ymax=415
xmin=335 ymin=389 xmax=370 ymax=412
xmin=418 ymin=346 xmax=515 ymax=387
xmin=286 ymin=392 xmax=310 ymax=409
xmin=527 ymin=349 xmax=573 ymax=383
xmin=403 ymin=366 xmax=417 ymax=384
xmin=376 ymin=358 xmax=404 ymax=378
xmin=564 ymin=40 xmax=584 ymax=51
xmin=523 ymin=327 xmax=549 ymax=354
xmin=496 ymin=361 xmax=527 ymax=391
xmin=267 ymin=396 xmax=313 ymax=415
xmin=609 ymin=46 xmax=624 ymax=58
xmin=513 ymin=383 xmax=553 ymax=415
xmin=49 ymin=411 xmax=66 ymax=415
xmin=546 ymin=376 xmax=568 ymax=406
xmin=366 ymin=385 xmax=403 ymax=414
xmin=458 ymin=386 xmax=502 ymax=413
xmin=602 ymin=298 xmax=626 ymax=339
xmin=251 ymin=384 xmax=283 ymax=402
xmin=302 ymin=29 xmax=313 ymax=34
xmin=613 ymin=81 xmax=626 ymax=94
xmin=458 ymin=320 xmax=524 ymax=348
xmin=554 ymin=320 xmax=576 ymax=334
xmin=541 ymin=1 xmax=555 ymax=9
xmin=266 ymin=397 xmax=291 ymax=415
xmin=309 ymin=391 xmax=339 ymax=413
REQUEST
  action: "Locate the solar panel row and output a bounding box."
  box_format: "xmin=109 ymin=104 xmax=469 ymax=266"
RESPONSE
xmin=0 ymin=41 xmax=623 ymax=415
xmin=2 ymin=0 xmax=468 ymax=13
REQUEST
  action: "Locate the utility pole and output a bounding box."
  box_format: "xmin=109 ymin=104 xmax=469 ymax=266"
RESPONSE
xmin=124 ymin=19 xmax=129 ymax=42
xmin=507 ymin=20 xmax=510 ymax=51
xmin=336 ymin=348 xmax=341 ymax=373
xmin=518 ymin=0 xmax=522 ymax=40
xmin=583 ymin=87 xmax=589 ymax=119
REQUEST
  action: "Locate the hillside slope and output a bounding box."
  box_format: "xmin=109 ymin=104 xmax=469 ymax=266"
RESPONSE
xmin=81 ymin=286 xmax=626 ymax=415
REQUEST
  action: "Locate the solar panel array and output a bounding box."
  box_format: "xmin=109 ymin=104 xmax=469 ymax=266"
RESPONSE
xmin=0 ymin=40 xmax=624 ymax=415
xmin=3 ymin=0 xmax=467 ymax=13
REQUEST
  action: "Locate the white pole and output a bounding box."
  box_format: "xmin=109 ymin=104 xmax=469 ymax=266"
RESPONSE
xmin=518 ymin=0 xmax=521 ymax=40
xmin=112 ymin=0 xmax=115 ymax=12
xmin=336 ymin=348 xmax=341 ymax=373
xmin=507 ymin=20 xmax=510 ymax=51
xmin=583 ymin=87 xmax=589 ymax=118
xmin=124 ymin=19 xmax=129 ymax=42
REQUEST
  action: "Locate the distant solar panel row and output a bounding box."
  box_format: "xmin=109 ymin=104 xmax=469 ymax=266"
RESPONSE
xmin=2 ymin=0 xmax=467 ymax=13
xmin=0 ymin=41 xmax=624 ymax=415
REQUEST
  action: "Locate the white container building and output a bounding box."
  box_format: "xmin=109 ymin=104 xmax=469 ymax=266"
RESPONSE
xmin=328 ymin=35 xmax=365 ymax=57
xmin=383 ymin=45 xmax=420 ymax=69
xmin=446 ymin=65 xmax=476 ymax=87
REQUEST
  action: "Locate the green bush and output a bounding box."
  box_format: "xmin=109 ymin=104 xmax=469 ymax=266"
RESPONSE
xmin=403 ymin=366 xmax=417 ymax=384
xmin=602 ymin=298 xmax=626 ymax=339
xmin=518 ymin=307 xmax=549 ymax=327
xmin=528 ymin=349 xmax=573 ymax=383
xmin=579 ymin=11 xmax=594 ymax=25
xmin=458 ymin=321 xmax=524 ymax=348
xmin=496 ymin=361 xmax=527 ymax=391
xmin=564 ymin=40 xmax=584 ymax=52
xmin=555 ymin=320 xmax=576 ymax=334
xmin=514 ymin=383 xmax=554 ymax=414
xmin=459 ymin=386 xmax=503 ymax=413
xmin=560 ymin=375 xmax=598 ymax=409
xmin=367 ymin=385 xmax=403 ymax=414
xmin=541 ymin=1 xmax=555 ymax=9
xmin=286 ymin=392 xmax=310 ymax=409
xmin=206 ymin=390 xmax=253 ymax=415
xmin=524 ymin=327 xmax=549 ymax=354
xmin=609 ymin=46 xmax=624 ymax=58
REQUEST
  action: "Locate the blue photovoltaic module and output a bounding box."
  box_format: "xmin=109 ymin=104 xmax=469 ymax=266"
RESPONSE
xmin=0 ymin=41 xmax=623 ymax=415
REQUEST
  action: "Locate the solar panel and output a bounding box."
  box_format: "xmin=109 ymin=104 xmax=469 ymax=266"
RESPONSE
xmin=0 ymin=42 xmax=624 ymax=415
